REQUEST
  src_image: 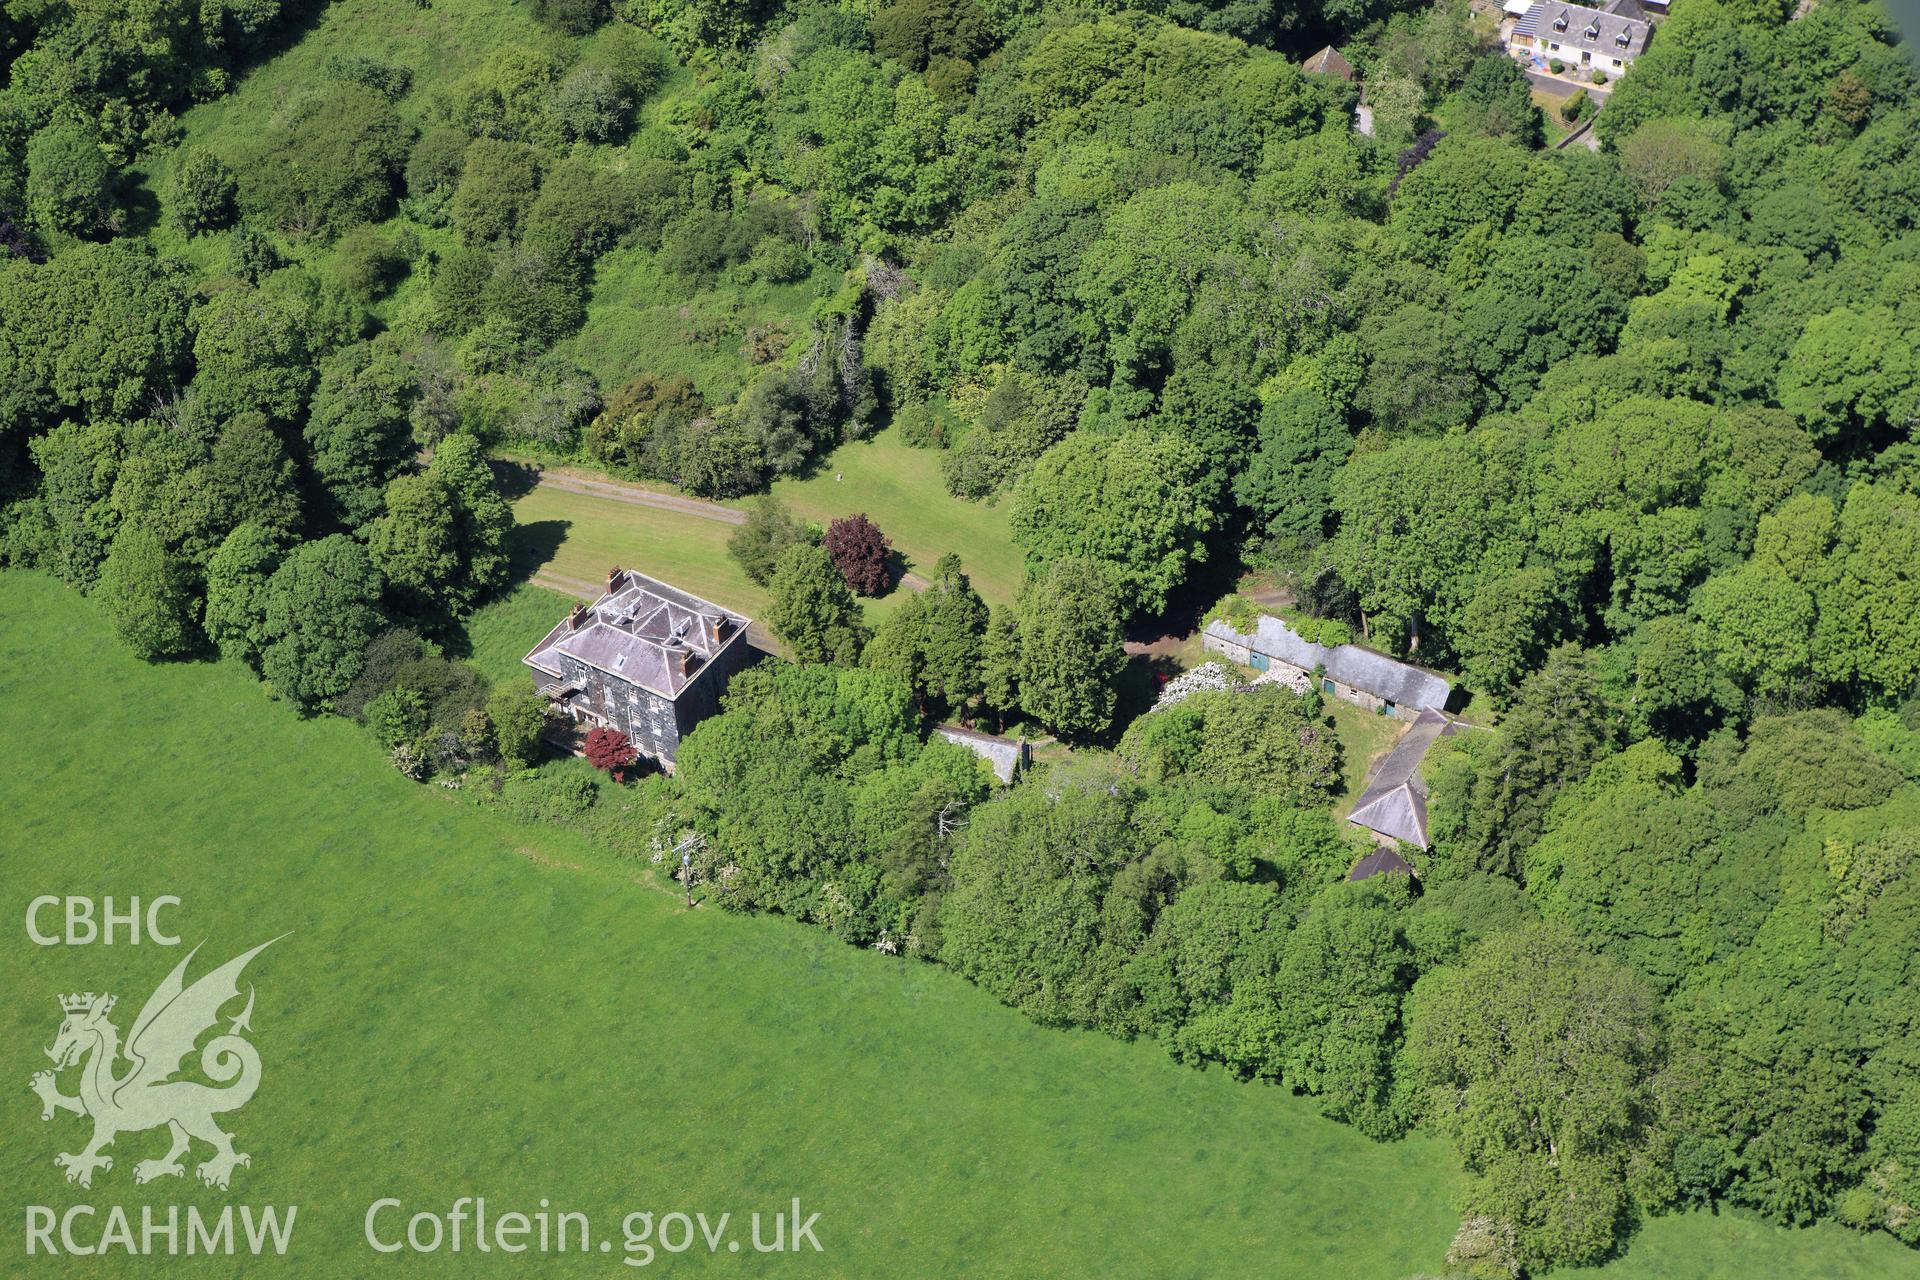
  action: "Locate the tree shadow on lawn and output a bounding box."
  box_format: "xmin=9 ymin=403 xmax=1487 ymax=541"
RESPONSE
xmin=490 ymin=458 xmax=544 ymax=501
xmin=507 ymin=519 xmax=571 ymax=581
xmin=882 ymin=545 xmax=914 ymax=596
xmin=117 ymin=174 xmax=162 ymax=239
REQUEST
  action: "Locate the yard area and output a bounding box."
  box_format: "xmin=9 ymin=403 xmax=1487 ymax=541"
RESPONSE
xmin=1326 ymin=698 xmax=1407 ymax=814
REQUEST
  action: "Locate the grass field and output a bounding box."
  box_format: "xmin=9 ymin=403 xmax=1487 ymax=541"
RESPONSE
xmin=510 ymin=483 xmax=772 ymax=620
xmin=0 ymin=570 xmax=1464 ymax=1276
xmin=8 ymin=575 xmax=1919 ymax=1277
xmin=461 ymin=581 xmax=579 ymax=688
xmin=559 ymin=247 xmax=833 ymax=406
xmin=757 ymin=431 xmax=1027 ymax=606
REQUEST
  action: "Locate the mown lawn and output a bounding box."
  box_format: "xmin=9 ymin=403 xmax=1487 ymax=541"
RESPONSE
xmin=507 ymin=428 xmax=1025 ymax=612
xmin=757 ymin=430 xmax=1027 ymax=606
xmin=506 ymin=478 xmax=917 ymax=641
xmin=509 ymin=483 xmax=770 ymax=618
xmin=0 ymin=570 xmax=1464 ymax=1276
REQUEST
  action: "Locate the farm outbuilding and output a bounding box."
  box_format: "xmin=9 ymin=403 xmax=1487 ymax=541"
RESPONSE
xmin=1201 ymin=615 xmax=1450 ymax=721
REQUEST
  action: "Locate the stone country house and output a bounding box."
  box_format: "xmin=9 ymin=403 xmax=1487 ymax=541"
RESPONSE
xmin=523 ymin=568 xmax=755 ymax=770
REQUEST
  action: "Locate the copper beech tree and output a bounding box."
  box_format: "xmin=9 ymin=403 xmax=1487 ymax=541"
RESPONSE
xmin=824 ymin=513 xmax=891 ymax=596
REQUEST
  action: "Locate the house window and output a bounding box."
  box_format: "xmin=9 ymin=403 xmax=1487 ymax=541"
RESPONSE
xmin=1549 ymin=41 xmax=1560 ymax=50
xmin=1611 ymin=57 xmax=1622 ymax=66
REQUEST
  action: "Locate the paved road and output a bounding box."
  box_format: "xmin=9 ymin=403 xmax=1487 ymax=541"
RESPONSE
xmin=525 ymin=465 xmax=932 ymax=593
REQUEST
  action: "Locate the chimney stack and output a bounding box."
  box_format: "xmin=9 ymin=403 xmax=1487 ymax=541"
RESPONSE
xmin=606 ymin=566 xmax=625 ymax=595
xmin=568 ymin=603 xmax=589 ymax=631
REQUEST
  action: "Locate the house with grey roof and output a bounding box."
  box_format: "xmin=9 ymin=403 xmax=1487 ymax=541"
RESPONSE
xmin=1200 ymin=613 xmax=1451 ymax=721
xmin=523 ymin=568 xmax=756 ymax=770
xmin=1508 ymin=0 xmax=1651 ymax=78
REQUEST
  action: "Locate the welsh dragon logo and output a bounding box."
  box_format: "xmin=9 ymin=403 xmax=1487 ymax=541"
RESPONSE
xmin=30 ymin=937 xmax=284 ymax=1190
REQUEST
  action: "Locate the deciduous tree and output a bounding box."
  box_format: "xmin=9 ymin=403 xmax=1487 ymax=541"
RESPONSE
xmin=824 ymin=513 xmax=891 ymax=596
xmin=96 ymin=523 xmax=196 ymax=660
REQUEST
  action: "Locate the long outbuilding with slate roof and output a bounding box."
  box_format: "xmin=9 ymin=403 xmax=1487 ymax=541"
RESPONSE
xmin=1201 ymin=613 xmax=1450 ymax=721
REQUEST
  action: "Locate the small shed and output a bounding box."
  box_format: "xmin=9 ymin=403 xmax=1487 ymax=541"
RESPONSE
xmin=1302 ymin=45 xmax=1357 ymax=81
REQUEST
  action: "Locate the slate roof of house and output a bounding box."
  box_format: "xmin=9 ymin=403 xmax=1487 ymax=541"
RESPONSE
xmin=1302 ymin=45 xmax=1356 ymax=80
xmin=1514 ymin=0 xmax=1649 ymax=56
xmin=524 ymin=570 xmax=750 ymax=700
xmin=1202 ymin=615 xmax=1451 ymax=712
xmin=1346 ymin=711 xmax=1453 ymax=850
xmin=1347 ymin=847 xmax=1416 ymax=881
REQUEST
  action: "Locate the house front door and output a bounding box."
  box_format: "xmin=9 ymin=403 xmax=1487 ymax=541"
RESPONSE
xmin=1250 ymin=652 xmax=1269 ymax=672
